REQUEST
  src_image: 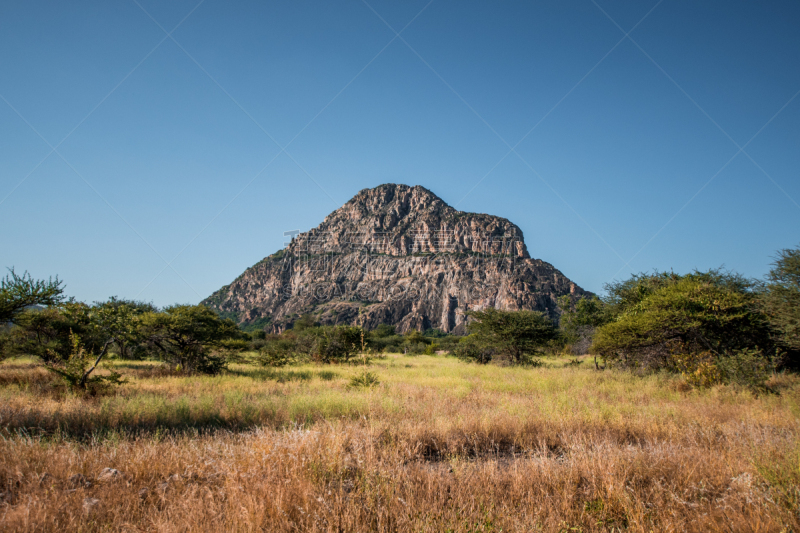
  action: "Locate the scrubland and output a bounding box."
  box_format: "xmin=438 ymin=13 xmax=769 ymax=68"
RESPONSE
xmin=1 ymin=354 xmax=799 ymax=532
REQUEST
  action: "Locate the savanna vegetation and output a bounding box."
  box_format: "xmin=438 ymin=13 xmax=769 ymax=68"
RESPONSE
xmin=0 ymin=245 xmax=798 ymax=532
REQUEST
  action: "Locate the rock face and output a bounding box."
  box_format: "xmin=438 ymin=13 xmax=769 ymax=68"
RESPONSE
xmin=202 ymin=184 xmax=588 ymax=334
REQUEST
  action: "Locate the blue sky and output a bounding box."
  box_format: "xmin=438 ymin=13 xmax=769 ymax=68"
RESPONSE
xmin=1 ymin=0 xmax=798 ymax=307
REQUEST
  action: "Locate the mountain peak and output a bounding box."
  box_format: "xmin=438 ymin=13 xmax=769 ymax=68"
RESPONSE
xmin=303 ymin=184 xmax=528 ymax=258
xmin=203 ymin=184 xmax=587 ymax=333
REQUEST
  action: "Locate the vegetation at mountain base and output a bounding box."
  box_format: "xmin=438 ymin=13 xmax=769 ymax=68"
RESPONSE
xmin=557 ymin=294 xmax=609 ymax=356
xmin=1 ymin=245 xmax=799 ymax=531
xmin=2 ymin=296 xmax=246 ymax=384
xmin=552 ymin=249 xmax=800 ymax=390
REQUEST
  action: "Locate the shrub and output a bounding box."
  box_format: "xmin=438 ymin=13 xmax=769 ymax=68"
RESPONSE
xmin=432 ymin=335 xmax=460 ymax=352
xmin=257 ymin=336 xmax=296 ymax=367
xmin=310 ymin=325 xmax=363 ymax=363
xmin=249 ymin=338 xmax=267 ymax=351
xmin=453 ymin=335 xmax=493 ymax=364
xmin=592 ymin=270 xmax=774 ymax=370
xmin=45 ymin=331 xmax=125 ymax=394
xmin=557 ymin=295 xmax=609 ymax=355
xmin=348 ymin=370 xmax=379 ymax=389
xmin=717 ymin=348 xmax=775 ymax=392
xmin=366 ymin=324 xmax=403 ymax=353
xmin=518 ymin=353 xmax=545 ymax=367
xmin=423 ymin=342 xmax=439 ymax=355
xmin=671 ymin=351 xmax=723 ymax=388
xmin=671 ymin=348 xmax=775 ymax=392
xmin=371 ymin=324 xmax=396 ymax=338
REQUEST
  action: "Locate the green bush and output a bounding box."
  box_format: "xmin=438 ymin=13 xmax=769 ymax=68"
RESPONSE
xmin=557 ymin=295 xmax=609 ymax=355
xmin=348 ymin=370 xmax=379 ymax=389
xmin=717 ymin=348 xmax=775 ymax=392
xmin=433 ymin=335 xmax=460 ymax=352
xmin=249 ymin=338 xmax=267 ymax=351
xmin=453 ymin=335 xmax=493 ymax=364
xmin=423 ymin=342 xmax=439 ymax=355
xmin=256 ymin=336 xmax=296 ymax=367
xmin=670 ymin=348 xmax=775 ymax=392
xmin=307 ymin=325 xmax=363 ymax=363
xmin=592 ymin=270 xmax=774 ymax=370
xmin=45 ymin=331 xmax=125 ymax=393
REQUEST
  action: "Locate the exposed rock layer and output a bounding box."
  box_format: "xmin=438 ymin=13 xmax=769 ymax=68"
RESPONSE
xmin=202 ymin=184 xmax=588 ymax=333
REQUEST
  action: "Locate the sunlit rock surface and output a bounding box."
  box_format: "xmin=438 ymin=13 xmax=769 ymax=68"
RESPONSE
xmin=202 ymin=184 xmax=588 ymax=333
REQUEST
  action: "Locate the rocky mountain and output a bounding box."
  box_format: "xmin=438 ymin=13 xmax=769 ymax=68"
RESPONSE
xmin=202 ymin=184 xmax=589 ymax=333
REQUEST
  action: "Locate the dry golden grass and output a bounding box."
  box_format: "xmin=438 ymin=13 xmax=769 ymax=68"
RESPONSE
xmin=1 ymin=354 xmax=799 ymax=532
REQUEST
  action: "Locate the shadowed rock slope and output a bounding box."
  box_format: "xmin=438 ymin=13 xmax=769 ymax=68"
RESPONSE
xmin=202 ymin=184 xmax=588 ymax=333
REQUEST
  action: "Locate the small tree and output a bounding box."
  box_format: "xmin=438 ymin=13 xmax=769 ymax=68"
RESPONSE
xmin=467 ymin=308 xmax=558 ymax=365
xmin=312 ymin=325 xmax=362 ymax=363
xmin=140 ymin=305 xmax=242 ymax=374
xmin=45 ymin=330 xmax=124 ymax=392
xmin=0 ymin=268 xmax=64 ymax=325
xmin=92 ymin=297 xmax=156 ymax=359
xmin=761 ymin=246 xmax=800 ymax=353
xmin=35 ymin=301 xmax=142 ymax=390
xmin=8 ymin=302 xmax=94 ymax=363
xmin=557 ymin=295 xmax=609 ymax=356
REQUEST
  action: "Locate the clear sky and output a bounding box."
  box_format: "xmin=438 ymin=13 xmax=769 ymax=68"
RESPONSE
xmin=1 ymin=0 xmax=799 ymax=307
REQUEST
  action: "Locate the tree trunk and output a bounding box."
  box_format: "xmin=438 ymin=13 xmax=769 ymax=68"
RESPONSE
xmin=78 ymin=339 xmax=114 ymax=388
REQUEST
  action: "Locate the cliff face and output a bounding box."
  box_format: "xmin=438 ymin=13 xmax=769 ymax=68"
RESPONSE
xmin=202 ymin=184 xmax=588 ymax=333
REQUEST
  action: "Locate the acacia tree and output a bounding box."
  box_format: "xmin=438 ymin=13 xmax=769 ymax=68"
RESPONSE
xmin=466 ymin=308 xmax=558 ymax=365
xmin=0 ymin=268 xmax=64 ymax=325
xmin=761 ymin=246 xmax=800 ymax=353
xmin=92 ymin=297 xmax=156 ymax=359
xmin=140 ymin=305 xmax=242 ymax=374
xmin=2 ymin=270 xmax=65 ymax=361
xmin=557 ymin=295 xmax=609 ymax=357
xmin=7 ymin=298 xmax=133 ymax=390
xmin=37 ymin=302 xmax=140 ymax=390
xmin=591 ymin=269 xmax=773 ymax=369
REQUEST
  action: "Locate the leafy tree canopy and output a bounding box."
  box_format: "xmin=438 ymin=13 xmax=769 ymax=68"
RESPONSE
xmin=557 ymin=295 xmax=609 ymax=346
xmin=467 ymin=308 xmax=558 ymax=365
xmin=0 ymin=268 xmax=64 ymax=325
xmin=760 ymin=246 xmax=800 ymax=351
xmin=140 ymin=305 xmax=242 ymax=374
xmin=592 ymin=269 xmax=772 ymax=368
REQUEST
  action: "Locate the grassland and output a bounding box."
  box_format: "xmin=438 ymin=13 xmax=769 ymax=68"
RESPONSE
xmin=1 ymin=354 xmax=799 ymax=532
